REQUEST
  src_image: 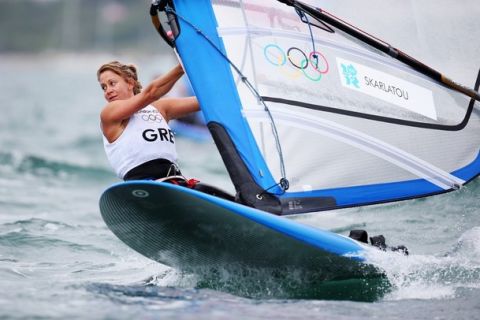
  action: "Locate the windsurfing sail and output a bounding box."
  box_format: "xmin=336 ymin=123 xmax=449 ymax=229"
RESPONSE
xmin=151 ymin=0 xmax=480 ymax=215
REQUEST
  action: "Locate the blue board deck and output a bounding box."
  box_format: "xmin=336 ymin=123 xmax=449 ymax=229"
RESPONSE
xmin=99 ymin=181 xmax=387 ymax=300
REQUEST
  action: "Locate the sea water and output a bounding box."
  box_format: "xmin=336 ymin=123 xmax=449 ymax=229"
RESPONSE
xmin=0 ymin=54 xmax=479 ymax=319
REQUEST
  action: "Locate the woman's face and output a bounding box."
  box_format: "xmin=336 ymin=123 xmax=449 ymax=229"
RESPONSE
xmin=99 ymin=70 xmax=134 ymax=102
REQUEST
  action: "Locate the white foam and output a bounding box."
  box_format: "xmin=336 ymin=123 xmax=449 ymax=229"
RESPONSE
xmin=451 ymin=227 xmax=480 ymax=263
xmin=385 ymin=281 xmax=455 ymax=301
xmin=363 ymin=233 xmax=480 ymax=301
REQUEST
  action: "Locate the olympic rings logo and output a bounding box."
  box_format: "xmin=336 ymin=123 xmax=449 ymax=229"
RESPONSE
xmin=141 ymin=114 xmax=163 ymax=123
xmin=263 ymin=44 xmax=329 ymax=82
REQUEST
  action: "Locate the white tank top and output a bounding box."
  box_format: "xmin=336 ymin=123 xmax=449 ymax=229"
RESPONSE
xmin=103 ymin=105 xmax=178 ymax=179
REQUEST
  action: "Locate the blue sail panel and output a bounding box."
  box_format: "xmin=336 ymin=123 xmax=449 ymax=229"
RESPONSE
xmin=173 ymin=0 xmax=279 ymax=192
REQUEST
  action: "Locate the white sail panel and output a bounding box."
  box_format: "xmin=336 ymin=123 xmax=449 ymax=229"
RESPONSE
xmin=211 ymin=0 xmax=479 ymax=191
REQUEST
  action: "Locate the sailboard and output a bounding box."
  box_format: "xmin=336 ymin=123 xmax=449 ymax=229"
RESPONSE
xmin=150 ymin=0 xmax=480 ymax=215
xmin=100 ymin=180 xmax=386 ymax=300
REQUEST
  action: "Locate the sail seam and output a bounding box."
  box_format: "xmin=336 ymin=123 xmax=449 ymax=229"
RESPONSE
xmin=262 ymin=96 xmax=474 ymax=131
xmin=244 ymin=109 xmax=465 ymax=190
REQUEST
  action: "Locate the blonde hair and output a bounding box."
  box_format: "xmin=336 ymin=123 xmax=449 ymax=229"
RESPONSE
xmin=97 ymin=61 xmax=143 ymax=95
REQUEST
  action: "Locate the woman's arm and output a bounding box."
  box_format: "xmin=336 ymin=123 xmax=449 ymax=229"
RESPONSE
xmin=154 ymin=96 xmax=200 ymax=122
xmin=101 ymin=64 xmax=185 ymax=124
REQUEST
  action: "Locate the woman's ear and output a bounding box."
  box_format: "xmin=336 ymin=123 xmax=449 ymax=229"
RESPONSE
xmin=127 ymin=78 xmax=135 ymax=92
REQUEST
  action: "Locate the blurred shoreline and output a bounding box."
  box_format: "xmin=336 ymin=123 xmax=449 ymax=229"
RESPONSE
xmin=0 ymin=50 xmax=175 ymax=63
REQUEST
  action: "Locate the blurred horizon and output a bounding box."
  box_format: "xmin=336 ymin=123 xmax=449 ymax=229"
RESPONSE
xmin=0 ymin=0 xmax=172 ymax=55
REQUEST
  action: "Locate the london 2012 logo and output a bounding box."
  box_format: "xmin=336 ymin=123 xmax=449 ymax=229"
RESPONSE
xmin=336 ymin=57 xmax=437 ymax=120
xmin=340 ymin=63 xmax=360 ymax=88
